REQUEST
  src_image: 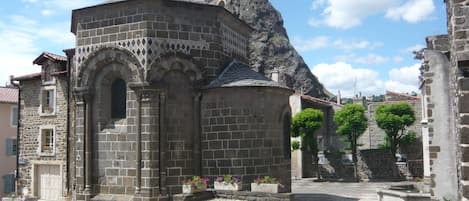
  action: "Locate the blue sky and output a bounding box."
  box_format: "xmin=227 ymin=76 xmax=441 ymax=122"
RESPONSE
xmin=0 ymin=0 xmax=447 ymax=97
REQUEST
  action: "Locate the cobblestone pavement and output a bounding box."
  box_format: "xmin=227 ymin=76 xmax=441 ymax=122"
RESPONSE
xmin=292 ymin=178 xmax=418 ymax=201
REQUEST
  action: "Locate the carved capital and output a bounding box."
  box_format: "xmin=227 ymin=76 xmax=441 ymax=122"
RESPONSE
xmin=73 ymin=87 xmax=94 ymax=103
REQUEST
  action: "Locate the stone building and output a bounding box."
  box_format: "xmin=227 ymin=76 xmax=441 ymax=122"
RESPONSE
xmin=419 ymin=0 xmax=469 ymax=200
xmin=358 ymin=91 xmax=422 ymax=160
xmin=12 ymin=0 xmax=293 ymax=201
xmin=0 ymin=87 xmax=18 ymax=198
xmin=289 ymin=93 xmax=343 ymax=179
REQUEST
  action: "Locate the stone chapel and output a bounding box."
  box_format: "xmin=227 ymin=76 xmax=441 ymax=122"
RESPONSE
xmin=12 ymin=0 xmax=293 ymax=200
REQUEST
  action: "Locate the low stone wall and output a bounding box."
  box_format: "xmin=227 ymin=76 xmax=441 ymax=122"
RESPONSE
xmin=173 ymin=190 xmax=293 ymax=201
xmin=358 ymin=149 xmax=403 ymax=181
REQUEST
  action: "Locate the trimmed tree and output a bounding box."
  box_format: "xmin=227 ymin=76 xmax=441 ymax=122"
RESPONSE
xmin=333 ymin=104 xmax=368 ymax=181
xmin=375 ymin=102 xmax=416 ymax=160
xmin=291 ymin=108 xmax=324 ymax=179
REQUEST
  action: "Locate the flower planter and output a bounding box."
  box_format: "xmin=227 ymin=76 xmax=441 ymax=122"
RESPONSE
xmin=251 ymin=183 xmax=279 ymax=193
xmin=182 ymin=183 xmax=207 ymax=194
xmin=214 ymin=181 xmax=243 ymax=191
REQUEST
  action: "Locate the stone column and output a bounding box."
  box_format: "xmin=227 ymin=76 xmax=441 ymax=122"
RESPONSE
xmin=192 ymin=92 xmax=202 ymax=176
xmin=159 ymin=91 xmax=167 ymax=195
xmin=73 ymin=87 xmax=93 ymax=201
xmin=83 ymin=92 xmax=94 ymax=194
xmin=135 ymin=90 xmax=143 ymax=193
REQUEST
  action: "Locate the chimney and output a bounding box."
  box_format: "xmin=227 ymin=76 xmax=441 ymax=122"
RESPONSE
xmin=337 ymin=90 xmax=341 ymax=105
xmin=271 ymin=68 xmax=279 ymax=82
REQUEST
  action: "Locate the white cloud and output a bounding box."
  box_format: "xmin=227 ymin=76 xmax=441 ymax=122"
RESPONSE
xmin=311 ymin=0 xmax=435 ymax=29
xmin=311 ymin=62 xmax=421 ymax=97
xmin=388 ymin=63 xmax=420 ymax=85
xmin=312 ymin=62 xmax=385 ymax=97
xmin=312 ymin=0 xmax=326 ymax=10
xmin=307 ymin=17 xmax=322 ymax=27
xmin=22 ymin=0 xmax=100 ymax=10
xmin=0 ymin=16 xmax=75 ymax=84
xmin=386 ymin=0 xmax=435 ymax=23
xmin=393 ymin=56 xmax=404 ymax=63
xmin=292 ymin=36 xmax=383 ymax=52
xmin=403 ymin=44 xmax=425 ymax=53
xmin=332 ymin=39 xmax=383 ymax=51
xmin=292 ymin=36 xmax=329 ymax=52
xmin=336 ymin=53 xmax=390 ymax=64
xmin=41 ymin=9 xmax=54 ymax=16
xmin=321 ymin=0 xmax=397 ymax=29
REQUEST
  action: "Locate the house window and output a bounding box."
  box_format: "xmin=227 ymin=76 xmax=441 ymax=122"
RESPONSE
xmin=39 ymin=128 xmax=54 ymax=155
xmin=2 ymin=174 xmax=15 ymax=194
xmin=11 ymin=106 xmax=18 ymax=127
xmin=40 ymin=87 xmax=55 ymax=115
xmin=111 ymin=79 xmax=127 ymax=119
xmin=6 ymin=138 xmax=17 ymax=156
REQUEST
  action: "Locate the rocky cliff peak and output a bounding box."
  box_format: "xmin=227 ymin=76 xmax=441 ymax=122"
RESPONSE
xmin=213 ymin=0 xmax=332 ymax=98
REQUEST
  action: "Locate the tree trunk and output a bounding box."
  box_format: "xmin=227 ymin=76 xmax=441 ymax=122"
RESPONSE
xmin=390 ymin=135 xmax=397 ymax=161
xmin=315 ymin=153 xmax=321 ymax=180
xmin=351 ymin=137 xmax=358 ymax=182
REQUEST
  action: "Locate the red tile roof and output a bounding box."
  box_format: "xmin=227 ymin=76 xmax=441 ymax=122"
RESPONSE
xmin=386 ymin=90 xmax=420 ymax=100
xmin=12 ymin=72 xmax=41 ymax=81
xmin=33 ymin=52 xmax=67 ymax=65
xmin=0 ymin=87 xmax=18 ymax=103
xmin=297 ymin=93 xmax=343 ymax=107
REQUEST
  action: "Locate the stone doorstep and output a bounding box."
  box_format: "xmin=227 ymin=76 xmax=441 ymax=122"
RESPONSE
xmin=173 ymin=189 xmax=293 ymax=201
xmin=90 ymin=194 xmax=133 ymax=201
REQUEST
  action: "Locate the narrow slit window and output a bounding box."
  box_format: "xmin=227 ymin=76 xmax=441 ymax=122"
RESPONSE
xmin=111 ymin=78 xmax=127 ymax=119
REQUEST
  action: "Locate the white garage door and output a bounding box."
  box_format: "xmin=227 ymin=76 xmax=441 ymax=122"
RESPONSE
xmin=38 ymin=165 xmax=61 ymax=201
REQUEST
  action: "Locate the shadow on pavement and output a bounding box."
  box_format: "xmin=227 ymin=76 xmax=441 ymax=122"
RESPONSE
xmin=294 ymin=193 xmax=359 ymax=201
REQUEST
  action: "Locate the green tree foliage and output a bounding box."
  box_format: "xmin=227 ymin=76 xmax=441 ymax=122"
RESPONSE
xmin=291 ymin=108 xmax=324 ymax=152
xmin=375 ymin=102 xmax=416 ymax=160
xmin=334 ymin=104 xmax=368 ymax=181
xmin=291 ymin=108 xmax=324 ymax=179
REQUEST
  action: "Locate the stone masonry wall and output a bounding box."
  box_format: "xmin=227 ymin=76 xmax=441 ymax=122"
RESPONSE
xmin=358 ymin=100 xmax=422 ymax=160
xmin=18 ymin=76 xmax=68 ymax=197
xmin=201 ymin=87 xmax=292 ymax=192
xmin=72 ymin=0 xmax=250 ymax=85
xmin=446 ymin=0 xmax=469 ymax=199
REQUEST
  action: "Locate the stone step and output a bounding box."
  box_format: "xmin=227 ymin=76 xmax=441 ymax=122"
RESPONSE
xmin=90 ymin=194 xmax=133 ymax=201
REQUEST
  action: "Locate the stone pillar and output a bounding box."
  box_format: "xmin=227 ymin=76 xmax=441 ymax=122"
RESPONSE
xmin=83 ymin=92 xmax=94 ymax=194
xmin=159 ymin=91 xmax=167 ymax=195
xmin=193 ymin=92 xmax=202 ymax=176
xmin=135 ymin=90 xmax=142 ymax=193
xmin=73 ymin=87 xmax=93 ymax=201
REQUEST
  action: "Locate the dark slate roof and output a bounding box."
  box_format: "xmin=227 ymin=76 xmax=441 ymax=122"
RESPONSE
xmin=205 ymin=61 xmax=291 ymax=90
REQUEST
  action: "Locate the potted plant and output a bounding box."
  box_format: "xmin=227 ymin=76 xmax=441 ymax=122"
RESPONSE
xmin=251 ymin=176 xmax=283 ymax=193
xmin=182 ymin=176 xmax=208 ymax=194
xmin=214 ymin=175 xmax=242 ymax=191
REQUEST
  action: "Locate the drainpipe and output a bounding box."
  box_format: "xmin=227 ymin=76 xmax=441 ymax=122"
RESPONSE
xmin=10 ymin=75 xmax=20 ymax=192
xmin=63 ymin=50 xmax=73 ymax=194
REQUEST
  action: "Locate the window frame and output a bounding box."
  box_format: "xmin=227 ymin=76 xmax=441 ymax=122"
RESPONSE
xmin=10 ymin=105 xmax=18 ymax=127
xmin=38 ymin=126 xmax=55 ymax=156
xmin=39 ymin=86 xmax=57 ymax=116
xmin=42 ymin=65 xmax=56 ymax=85
xmin=5 ymin=138 xmax=17 ymax=157
xmin=2 ymin=173 xmax=15 ymax=194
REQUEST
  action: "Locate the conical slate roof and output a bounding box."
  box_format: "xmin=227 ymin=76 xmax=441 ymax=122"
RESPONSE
xmin=205 ymin=61 xmax=291 ymax=90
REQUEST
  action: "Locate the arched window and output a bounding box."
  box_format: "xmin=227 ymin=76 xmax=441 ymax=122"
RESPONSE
xmin=111 ymin=78 xmax=127 ymax=119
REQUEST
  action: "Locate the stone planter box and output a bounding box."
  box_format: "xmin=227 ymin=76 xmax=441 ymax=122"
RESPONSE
xmin=182 ymin=183 xmax=207 ymax=194
xmin=251 ymin=183 xmax=279 ymax=193
xmin=377 ymin=189 xmax=430 ymax=201
xmin=214 ymin=181 xmax=242 ymax=191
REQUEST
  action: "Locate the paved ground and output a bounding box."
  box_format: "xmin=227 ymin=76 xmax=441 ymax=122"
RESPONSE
xmin=292 ymin=178 xmax=418 ymax=201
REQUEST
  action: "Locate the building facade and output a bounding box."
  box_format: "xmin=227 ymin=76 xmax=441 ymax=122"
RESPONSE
xmin=13 ymin=1 xmax=293 ymax=201
xmin=0 ymin=87 xmax=18 ymax=198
